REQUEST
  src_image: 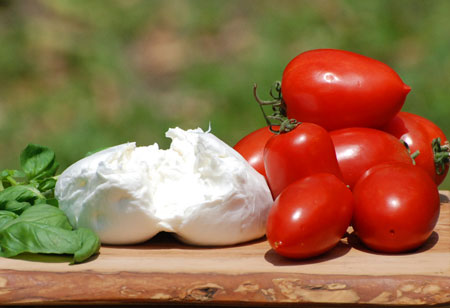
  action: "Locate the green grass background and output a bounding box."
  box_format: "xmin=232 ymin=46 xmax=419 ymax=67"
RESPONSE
xmin=1 ymin=0 xmax=449 ymax=189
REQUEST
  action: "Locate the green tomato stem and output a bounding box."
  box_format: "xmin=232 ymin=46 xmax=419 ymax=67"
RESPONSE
xmin=410 ymin=150 xmax=420 ymax=165
xmin=432 ymin=138 xmax=450 ymax=175
xmin=253 ymin=82 xmax=298 ymax=134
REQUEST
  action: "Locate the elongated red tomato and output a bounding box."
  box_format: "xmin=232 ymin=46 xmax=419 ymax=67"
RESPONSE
xmin=281 ymin=49 xmax=411 ymax=131
xmin=382 ymin=111 xmax=449 ymax=185
xmin=353 ymin=162 xmax=440 ymax=253
xmin=264 ymin=122 xmax=342 ymax=198
xmin=330 ymin=127 xmax=414 ymax=189
xmin=233 ymin=126 xmax=277 ymax=180
xmin=266 ymin=173 xmax=353 ymax=259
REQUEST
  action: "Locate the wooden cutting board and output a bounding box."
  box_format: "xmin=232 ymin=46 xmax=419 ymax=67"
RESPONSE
xmin=1 ymin=191 xmax=449 ymax=307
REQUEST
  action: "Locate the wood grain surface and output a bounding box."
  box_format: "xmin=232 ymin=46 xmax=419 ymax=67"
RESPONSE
xmin=0 ymin=191 xmax=449 ymax=307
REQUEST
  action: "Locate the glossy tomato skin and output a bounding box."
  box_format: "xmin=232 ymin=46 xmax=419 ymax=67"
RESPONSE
xmin=382 ymin=111 xmax=449 ymax=185
xmin=233 ymin=126 xmax=277 ymax=180
xmin=264 ymin=122 xmax=342 ymax=198
xmin=352 ymin=163 xmax=440 ymax=253
xmin=281 ymin=49 xmax=411 ymax=131
xmin=266 ymin=173 xmax=353 ymax=259
xmin=330 ymin=127 xmax=413 ymax=189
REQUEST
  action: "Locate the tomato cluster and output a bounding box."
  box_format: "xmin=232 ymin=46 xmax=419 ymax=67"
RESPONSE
xmin=234 ymin=49 xmax=448 ymax=259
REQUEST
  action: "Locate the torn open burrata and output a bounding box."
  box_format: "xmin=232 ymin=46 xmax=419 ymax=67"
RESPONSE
xmin=55 ymin=127 xmax=273 ymax=245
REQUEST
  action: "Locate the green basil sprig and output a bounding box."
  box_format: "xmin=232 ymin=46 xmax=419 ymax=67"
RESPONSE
xmin=0 ymin=144 xmax=100 ymax=264
xmin=1 ymin=144 xmax=59 ymax=213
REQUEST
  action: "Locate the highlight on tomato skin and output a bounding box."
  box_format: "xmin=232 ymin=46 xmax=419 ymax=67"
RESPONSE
xmin=266 ymin=173 xmax=353 ymax=259
xmin=382 ymin=111 xmax=449 ymax=186
xmin=329 ymin=127 xmax=415 ymax=189
xmin=352 ymin=162 xmax=440 ymax=254
xmin=281 ymin=49 xmax=411 ymax=131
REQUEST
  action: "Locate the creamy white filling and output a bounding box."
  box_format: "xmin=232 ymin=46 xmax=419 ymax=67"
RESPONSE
xmin=55 ymin=127 xmax=273 ymax=245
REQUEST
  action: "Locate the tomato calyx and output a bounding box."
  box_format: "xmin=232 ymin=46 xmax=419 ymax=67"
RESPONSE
xmin=253 ymin=82 xmax=298 ymax=134
xmin=432 ymin=137 xmax=450 ymax=175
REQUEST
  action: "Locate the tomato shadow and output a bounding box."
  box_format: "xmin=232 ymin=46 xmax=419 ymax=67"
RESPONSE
xmin=264 ymin=240 xmax=352 ymax=266
xmin=440 ymin=192 xmax=449 ymax=204
xmin=346 ymin=231 xmax=439 ymax=256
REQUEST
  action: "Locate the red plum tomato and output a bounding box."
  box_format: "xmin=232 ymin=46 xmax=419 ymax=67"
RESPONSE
xmin=382 ymin=111 xmax=449 ymax=186
xmin=264 ymin=122 xmax=342 ymax=198
xmin=281 ymin=49 xmax=411 ymax=131
xmin=266 ymin=173 xmax=353 ymax=259
xmin=330 ymin=127 xmax=414 ymax=189
xmin=352 ymin=163 xmax=440 ymax=253
xmin=233 ymin=126 xmax=277 ymax=181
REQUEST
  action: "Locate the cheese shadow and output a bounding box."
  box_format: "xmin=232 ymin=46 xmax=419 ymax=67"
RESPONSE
xmin=102 ymin=231 xmax=267 ymax=251
xmin=346 ymin=231 xmax=439 ymax=256
xmin=264 ymin=240 xmax=352 ymax=266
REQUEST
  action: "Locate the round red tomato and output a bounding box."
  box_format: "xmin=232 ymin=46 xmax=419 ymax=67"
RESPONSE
xmin=233 ymin=126 xmax=277 ymax=180
xmin=330 ymin=127 xmax=414 ymax=189
xmin=281 ymin=49 xmax=411 ymax=131
xmin=264 ymin=122 xmax=342 ymax=198
xmin=352 ymin=162 xmax=440 ymax=253
xmin=266 ymin=173 xmax=353 ymax=259
xmin=382 ymin=111 xmax=449 ymax=185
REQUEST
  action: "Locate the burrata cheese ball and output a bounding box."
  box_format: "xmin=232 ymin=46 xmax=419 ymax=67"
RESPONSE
xmin=55 ymin=127 xmax=273 ymax=246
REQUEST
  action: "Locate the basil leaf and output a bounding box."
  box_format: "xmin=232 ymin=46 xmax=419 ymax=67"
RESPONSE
xmin=0 ymin=185 xmax=44 ymax=210
xmin=72 ymin=228 xmax=101 ymax=264
xmin=13 ymin=204 xmax=73 ymax=230
xmin=0 ymin=211 xmax=18 ymax=230
xmin=44 ymin=198 xmax=59 ymax=207
xmin=0 ymin=222 xmax=81 ymax=258
xmin=4 ymin=200 xmax=31 ymax=215
xmin=33 ymin=198 xmax=48 ymax=205
xmin=0 ymin=205 xmax=100 ymax=263
xmin=34 ymin=161 xmax=59 ymax=181
xmin=37 ymin=177 xmax=57 ymax=192
xmin=20 ymin=144 xmax=58 ymax=180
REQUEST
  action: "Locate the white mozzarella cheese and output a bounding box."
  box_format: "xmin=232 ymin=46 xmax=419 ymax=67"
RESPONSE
xmin=55 ymin=127 xmax=273 ymax=245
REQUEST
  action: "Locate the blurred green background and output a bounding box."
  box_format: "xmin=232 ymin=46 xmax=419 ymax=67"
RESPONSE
xmin=1 ymin=0 xmax=449 ymax=188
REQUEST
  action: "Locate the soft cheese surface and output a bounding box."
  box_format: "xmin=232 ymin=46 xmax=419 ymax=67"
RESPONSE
xmin=55 ymin=127 xmax=273 ymax=245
